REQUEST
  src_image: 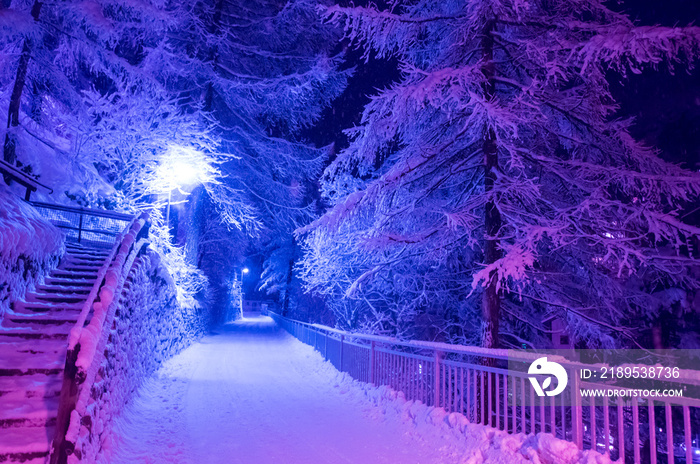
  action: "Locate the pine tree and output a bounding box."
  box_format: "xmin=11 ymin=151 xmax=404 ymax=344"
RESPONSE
xmin=170 ymin=0 xmax=350 ymax=233
xmin=299 ymin=0 xmax=700 ymax=348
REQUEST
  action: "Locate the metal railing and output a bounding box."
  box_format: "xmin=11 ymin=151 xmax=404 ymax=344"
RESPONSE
xmin=29 ymin=201 xmax=133 ymax=246
xmin=269 ymin=311 xmax=700 ymax=464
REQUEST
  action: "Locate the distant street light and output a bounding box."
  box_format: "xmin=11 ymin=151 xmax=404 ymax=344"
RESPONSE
xmin=238 ymin=267 xmax=251 ymax=319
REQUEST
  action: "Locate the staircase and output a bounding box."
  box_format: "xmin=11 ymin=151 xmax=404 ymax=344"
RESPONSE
xmin=0 ymin=242 xmax=111 ymax=464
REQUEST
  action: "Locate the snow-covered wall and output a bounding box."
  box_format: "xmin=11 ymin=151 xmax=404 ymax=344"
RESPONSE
xmin=70 ymin=247 xmax=205 ymax=462
xmin=0 ymin=185 xmax=64 ymax=321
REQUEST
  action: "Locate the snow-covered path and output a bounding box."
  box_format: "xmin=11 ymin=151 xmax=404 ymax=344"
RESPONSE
xmin=107 ymin=316 xmax=471 ymax=464
xmin=107 ymin=316 xmax=608 ymax=464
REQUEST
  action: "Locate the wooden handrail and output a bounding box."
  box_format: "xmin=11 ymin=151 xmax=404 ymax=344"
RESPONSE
xmin=0 ymin=159 xmax=52 ymax=200
xmin=50 ymin=212 xmax=150 ymax=464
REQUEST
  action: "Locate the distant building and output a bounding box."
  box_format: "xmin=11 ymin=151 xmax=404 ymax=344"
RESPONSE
xmin=543 ymin=315 xmax=573 ymax=349
xmin=242 ymin=299 xmax=275 ymax=315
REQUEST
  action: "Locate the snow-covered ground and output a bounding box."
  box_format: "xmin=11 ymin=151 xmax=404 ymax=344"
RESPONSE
xmin=105 ymin=316 xmax=611 ymax=464
xmin=0 ymin=185 xmax=63 ymax=320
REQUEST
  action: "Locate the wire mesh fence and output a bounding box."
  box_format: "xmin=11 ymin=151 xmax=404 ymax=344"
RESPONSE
xmin=29 ymin=201 xmax=133 ymax=247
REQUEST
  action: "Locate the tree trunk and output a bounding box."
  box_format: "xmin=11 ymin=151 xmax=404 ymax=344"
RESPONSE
xmin=480 ymin=20 xmax=501 ymax=350
xmin=203 ymin=0 xmax=225 ymax=112
xmin=3 ymin=0 xmax=42 ymax=167
xmin=282 ymin=256 xmax=294 ymax=317
xmin=477 ymin=20 xmax=502 ymax=428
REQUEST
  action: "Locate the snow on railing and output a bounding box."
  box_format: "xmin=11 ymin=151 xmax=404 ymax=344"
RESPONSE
xmin=50 ymin=213 xmax=150 ymax=464
xmin=268 ymin=311 xmax=700 ymax=464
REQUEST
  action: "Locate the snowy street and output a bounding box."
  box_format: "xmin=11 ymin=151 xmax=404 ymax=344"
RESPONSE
xmin=107 ymin=316 xmax=476 ymax=464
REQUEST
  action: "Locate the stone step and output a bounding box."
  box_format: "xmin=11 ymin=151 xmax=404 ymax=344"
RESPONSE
xmin=2 ymin=317 xmax=76 ymax=334
xmin=0 ymin=396 xmax=58 ymax=428
xmin=58 ymin=263 xmax=102 ymax=272
xmin=64 ymin=254 xmax=105 ymax=262
xmin=0 ymin=332 xmax=69 ymax=344
xmin=0 ymin=340 xmax=66 ymax=372
xmin=28 ymin=293 xmax=87 ymax=304
xmin=0 ymin=367 xmax=62 ymax=378
xmin=63 ymin=253 xmax=109 ymax=262
xmin=0 ymin=426 xmax=53 ymax=463
xmin=64 ymin=246 xmax=110 ymax=256
xmin=34 ymin=285 xmax=90 ymax=295
xmin=12 ymin=301 xmax=83 ymax=315
xmin=10 ymin=309 xmax=81 ymax=320
xmin=0 ymin=374 xmax=63 ymax=402
xmin=0 ymin=321 xmax=75 ymax=340
xmin=43 ymin=277 xmax=93 ymax=287
xmin=66 ymin=242 xmax=108 ymax=249
xmin=63 ymin=255 xmax=108 ymax=263
xmin=4 ymin=313 xmax=78 ymax=324
xmin=49 ymin=271 xmax=97 ymax=281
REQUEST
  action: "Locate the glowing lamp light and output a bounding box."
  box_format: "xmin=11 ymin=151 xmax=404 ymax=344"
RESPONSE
xmin=242 ymin=268 xmax=250 ymax=274
xmin=154 ymin=145 xmax=217 ymax=194
xmin=168 ymin=158 xmax=200 ymax=188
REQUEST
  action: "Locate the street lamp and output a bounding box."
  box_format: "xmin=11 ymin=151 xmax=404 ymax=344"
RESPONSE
xmin=164 ymin=158 xmax=201 ymax=226
xmin=153 ymin=145 xmax=217 ymax=236
xmin=238 ymin=267 xmax=251 ymax=319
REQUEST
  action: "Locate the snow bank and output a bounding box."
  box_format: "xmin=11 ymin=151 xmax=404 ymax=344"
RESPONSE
xmin=0 ymin=185 xmax=63 ymax=320
xmin=8 ymin=109 xmax=115 ymax=206
xmin=327 ymin=371 xmax=613 ymax=464
xmin=68 ymin=248 xmax=205 ymax=463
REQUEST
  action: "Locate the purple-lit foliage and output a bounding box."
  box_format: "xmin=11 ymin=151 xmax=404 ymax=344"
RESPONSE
xmin=298 ymin=1 xmax=700 ymax=348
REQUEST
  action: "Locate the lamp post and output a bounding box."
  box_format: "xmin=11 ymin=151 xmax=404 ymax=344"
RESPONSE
xmin=239 ymin=267 xmax=249 ymax=319
xmin=155 ymin=146 xmax=214 ymax=241
xmin=166 ymin=189 xmax=172 ymax=231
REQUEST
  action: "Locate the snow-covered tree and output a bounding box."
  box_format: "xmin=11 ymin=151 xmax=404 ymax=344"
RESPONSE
xmin=0 ymin=0 xmax=219 ymax=309
xmin=162 ymin=0 xmax=350 ymax=317
xmin=168 ymin=0 xmax=350 ymax=233
xmin=0 ymin=0 xmax=211 ymax=199
xmin=299 ymin=1 xmax=700 ymax=348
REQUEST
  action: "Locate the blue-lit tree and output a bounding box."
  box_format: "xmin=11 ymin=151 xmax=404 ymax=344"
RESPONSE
xmin=299 ymin=1 xmax=700 ymax=348
xmin=159 ymin=0 xmax=350 ymax=321
xmin=0 ymin=0 xmax=348 ymax=319
xmin=163 ymin=0 xmax=349 ymax=233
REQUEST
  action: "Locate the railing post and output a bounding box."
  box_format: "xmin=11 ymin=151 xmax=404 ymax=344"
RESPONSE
xmin=571 ymin=367 xmax=583 ymax=448
xmin=370 ymin=340 xmax=376 ymax=384
xmin=77 ymin=211 xmax=84 ymax=243
xmin=50 ymin=347 xmax=80 ymax=464
xmin=324 ymin=332 xmax=328 ymax=360
xmin=339 ymin=334 xmax=344 ymax=372
xmin=434 ymin=350 xmax=443 ymax=408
